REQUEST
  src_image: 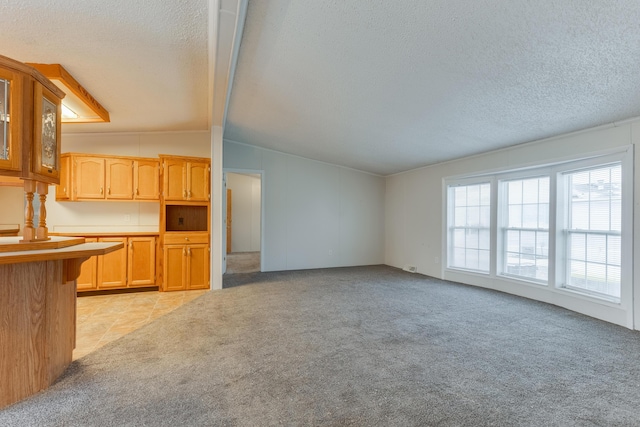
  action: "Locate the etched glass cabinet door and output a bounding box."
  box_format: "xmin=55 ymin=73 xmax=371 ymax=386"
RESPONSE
xmin=0 ymin=68 xmax=21 ymax=173
xmin=32 ymin=84 xmax=61 ymax=180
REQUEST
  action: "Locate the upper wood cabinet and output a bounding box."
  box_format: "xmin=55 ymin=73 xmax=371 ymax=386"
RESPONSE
xmin=56 ymin=153 xmax=159 ymax=202
xmin=161 ymin=155 xmax=210 ymax=202
xmin=105 ymin=158 xmax=133 ymax=199
xmin=75 ymin=156 xmax=105 ymax=199
xmin=134 ymin=159 xmax=160 ymax=200
xmin=0 ymin=55 xmax=64 ymax=184
xmin=56 ymin=154 xmax=71 ymax=200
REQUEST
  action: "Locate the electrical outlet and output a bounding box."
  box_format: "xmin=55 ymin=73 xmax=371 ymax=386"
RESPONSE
xmin=124 ymin=214 xmax=130 ymax=222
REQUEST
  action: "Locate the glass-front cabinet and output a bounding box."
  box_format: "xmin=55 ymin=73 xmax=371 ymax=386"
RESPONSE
xmin=0 ymin=54 xmax=63 ymax=183
xmin=0 ymin=67 xmax=21 ymax=173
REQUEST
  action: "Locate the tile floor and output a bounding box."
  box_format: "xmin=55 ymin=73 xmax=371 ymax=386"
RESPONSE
xmin=74 ymin=289 xmax=208 ymax=360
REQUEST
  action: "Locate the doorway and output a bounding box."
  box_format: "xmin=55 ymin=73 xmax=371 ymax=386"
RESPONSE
xmin=224 ymin=171 xmax=262 ymax=274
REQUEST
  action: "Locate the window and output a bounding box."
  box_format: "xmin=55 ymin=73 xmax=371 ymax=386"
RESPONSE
xmin=562 ymin=163 xmax=621 ymax=299
xmin=447 ymin=182 xmax=491 ymax=273
xmin=445 ymin=147 xmax=631 ymax=308
xmin=501 ymin=176 xmax=549 ymax=282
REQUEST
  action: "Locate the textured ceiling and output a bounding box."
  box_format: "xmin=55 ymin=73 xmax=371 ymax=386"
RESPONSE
xmin=225 ymin=0 xmax=640 ymax=175
xmin=0 ymin=0 xmax=209 ymax=133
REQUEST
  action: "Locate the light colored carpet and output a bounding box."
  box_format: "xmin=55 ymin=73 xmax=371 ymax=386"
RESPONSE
xmin=225 ymin=251 xmax=260 ymax=274
xmin=2 ymin=265 xmax=640 ymax=426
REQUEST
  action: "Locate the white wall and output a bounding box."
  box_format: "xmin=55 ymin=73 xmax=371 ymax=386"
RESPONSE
xmin=224 ymin=140 xmax=385 ymax=271
xmin=385 ymin=120 xmax=640 ymax=329
xmin=0 ymin=186 xmax=25 ymax=231
xmin=47 ymin=131 xmax=211 ymax=233
xmin=227 ymin=172 xmax=261 ymax=252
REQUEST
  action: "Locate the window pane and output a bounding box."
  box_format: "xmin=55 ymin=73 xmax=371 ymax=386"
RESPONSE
xmin=570 ymin=233 xmax=586 ymax=261
xmin=453 ymin=229 xmax=464 ymax=248
xmin=538 ymin=203 xmax=549 ymax=229
xmin=448 ymin=182 xmax=491 ymax=273
xmin=522 ymin=204 xmax=538 ymax=228
xmin=507 ymin=230 xmax=520 ymax=252
xmin=479 ymin=206 xmax=490 ymax=228
xmin=508 ymin=181 xmax=522 ymax=205
xmin=455 ymin=207 xmax=466 ymax=226
xmin=466 ymin=229 xmax=479 ymax=249
xmin=454 ymin=187 xmax=466 ymax=206
xmin=508 ymin=205 xmax=522 ymax=228
xmin=586 ymin=235 xmax=606 ymax=264
xmin=522 ymin=179 xmax=538 ymax=204
xmin=479 ymin=229 xmax=490 ymax=250
xmin=571 ymin=201 xmax=589 ymax=230
xmin=608 ymin=235 xmax=621 ymax=266
xmin=466 ymin=249 xmax=479 ymax=270
xmin=467 ymin=186 xmax=480 ymax=205
xmin=467 ymin=206 xmax=480 ymax=227
xmin=480 ymin=183 xmax=491 ymax=206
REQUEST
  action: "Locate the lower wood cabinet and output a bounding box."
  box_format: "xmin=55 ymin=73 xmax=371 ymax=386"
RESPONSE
xmin=75 ymin=235 xmax=157 ymax=292
xmin=162 ymin=232 xmax=209 ymax=291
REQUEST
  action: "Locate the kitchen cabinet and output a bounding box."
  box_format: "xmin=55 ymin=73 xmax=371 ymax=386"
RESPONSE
xmin=105 ymin=158 xmax=133 ymax=199
xmin=97 ymin=237 xmax=128 ymax=289
xmin=128 ymin=237 xmax=156 ymax=287
xmin=134 ymin=159 xmax=159 ymax=200
xmin=0 ymin=55 xmax=63 ymax=183
xmin=162 ymin=233 xmax=209 ymax=291
xmin=66 ymin=235 xmax=157 ymax=292
xmin=56 ymin=154 xmax=71 ymax=200
xmin=161 ymin=155 xmax=210 ymax=202
xmin=74 ymin=156 xmax=105 ymax=199
xmin=57 ymin=154 xmax=160 ymax=202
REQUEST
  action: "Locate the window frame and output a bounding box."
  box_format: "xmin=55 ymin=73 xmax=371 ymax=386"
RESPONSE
xmin=445 ymin=177 xmax=494 ymax=275
xmin=443 ymin=146 xmax=632 ymax=308
xmin=555 ymin=154 xmax=631 ymax=304
xmin=497 ymin=172 xmax=552 ymax=285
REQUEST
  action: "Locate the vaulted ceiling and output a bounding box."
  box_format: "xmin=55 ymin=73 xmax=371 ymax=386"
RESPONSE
xmin=3 ymin=1 xmax=640 ymax=175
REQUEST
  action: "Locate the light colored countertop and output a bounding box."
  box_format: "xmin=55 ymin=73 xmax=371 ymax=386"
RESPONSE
xmin=0 ymin=236 xmax=123 ymax=265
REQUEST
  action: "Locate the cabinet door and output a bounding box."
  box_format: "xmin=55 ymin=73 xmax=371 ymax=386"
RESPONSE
xmin=163 ymin=244 xmax=186 ymax=291
xmin=187 ymin=162 xmax=209 ymax=201
xmin=76 ymin=238 xmax=98 ymax=291
xmin=55 ymin=155 xmax=71 ymax=200
xmin=187 ymin=244 xmax=209 ymax=290
xmin=163 ymin=159 xmax=186 ymax=201
xmin=128 ymin=237 xmax=156 ymax=287
xmin=106 ymin=158 xmax=133 ymax=200
xmin=134 ymin=160 xmax=159 ymax=200
xmin=75 ymin=157 xmax=105 ymax=199
xmin=97 ymin=237 xmax=127 ymax=289
xmin=0 ymin=68 xmax=22 ymax=173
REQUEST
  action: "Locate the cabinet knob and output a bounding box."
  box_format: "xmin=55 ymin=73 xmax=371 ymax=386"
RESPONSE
xmin=183 ymin=190 xmax=187 ymax=198
xmin=185 ymin=237 xmax=189 ymax=241
xmin=100 ymin=187 xmax=103 ymax=195
xmin=108 ymin=187 xmax=111 ymax=195
xmin=187 ymin=247 xmax=191 ymax=256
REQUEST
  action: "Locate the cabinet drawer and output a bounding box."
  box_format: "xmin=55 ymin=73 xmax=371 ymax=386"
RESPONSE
xmin=164 ymin=233 xmax=208 ymax=245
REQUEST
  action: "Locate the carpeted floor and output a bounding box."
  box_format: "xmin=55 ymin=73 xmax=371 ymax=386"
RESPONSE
xmin=225 ymin=251 xmax=260 ymax=274
xmin=2 ymin=265 xmax=640 ymax=426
